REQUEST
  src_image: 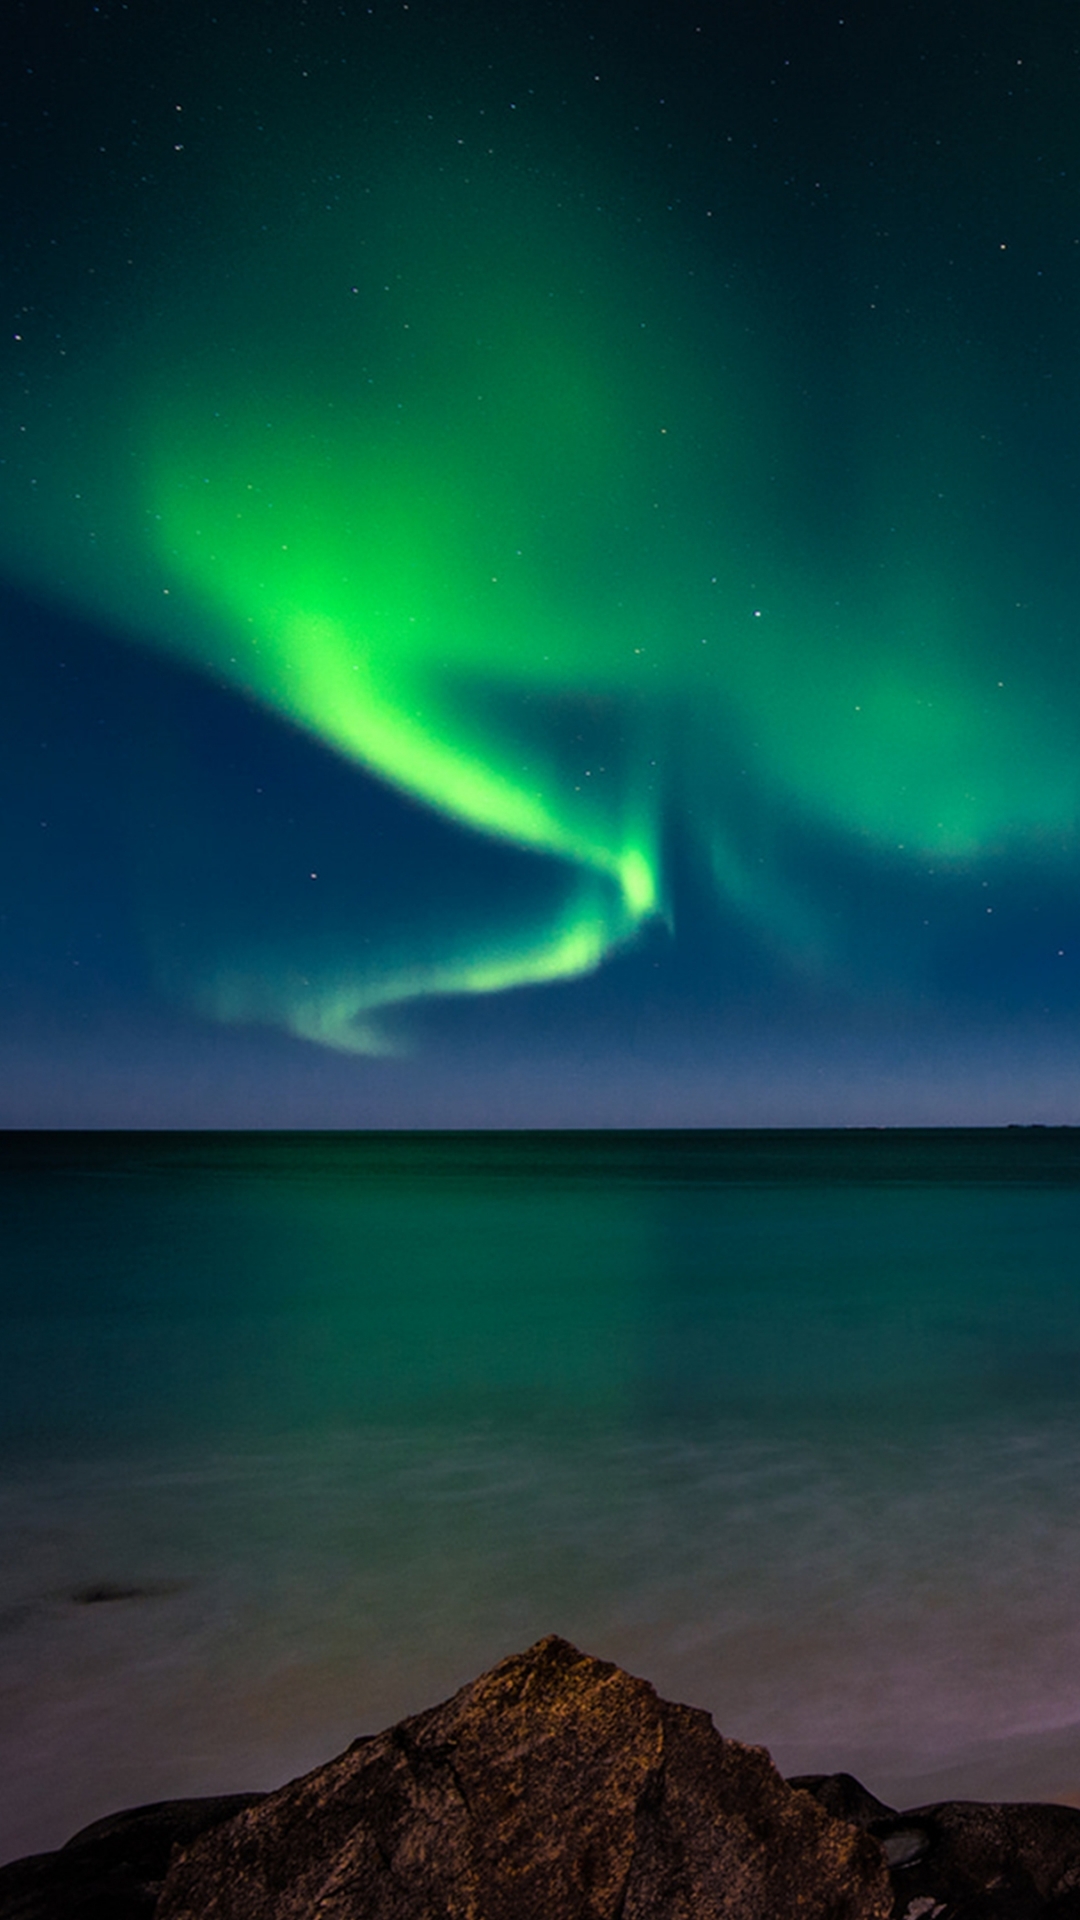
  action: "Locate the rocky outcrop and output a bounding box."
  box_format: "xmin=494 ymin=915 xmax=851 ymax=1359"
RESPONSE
xmin=155 ymin=1636 xmax=891 ymax=1919
xmin=795 ymin=1775 xmax=1080 ymax=1917
xmin=5 ymin=1640 xmax=1080 ymax=1919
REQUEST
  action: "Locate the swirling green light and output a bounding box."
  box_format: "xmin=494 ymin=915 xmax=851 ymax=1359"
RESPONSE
xmin=3 ymin=138 xmax=1077 ymax=1049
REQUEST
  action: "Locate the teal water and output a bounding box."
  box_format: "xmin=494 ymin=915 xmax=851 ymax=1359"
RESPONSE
xmin=3 ymin=1129 xmax=1080 ymax=1860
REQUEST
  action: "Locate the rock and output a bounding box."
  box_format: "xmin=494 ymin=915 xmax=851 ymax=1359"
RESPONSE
xmin=794 ymin=1776 xmax=1080 ymax=1917
xmin=789 ymin=1774 xmax=900 ymax=1832
xmin=880 ymin=1801 xmax=1080 ymax=1917
xmin=154 ymin=1634 xmax=892 ymax=1919
xmin=18 ymin=1649 xmax=1080 ymax=1919
xmin=0 ymin=1796 xmax=265 ymax=1920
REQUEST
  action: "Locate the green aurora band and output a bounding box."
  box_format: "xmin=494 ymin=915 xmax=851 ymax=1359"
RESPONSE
xmin=4 ymin=143 xmax=1078 ymax=1051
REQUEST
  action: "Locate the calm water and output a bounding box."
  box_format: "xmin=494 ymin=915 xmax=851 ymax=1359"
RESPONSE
xmin=3 ymin=1128 xmax=1080 ymax=1862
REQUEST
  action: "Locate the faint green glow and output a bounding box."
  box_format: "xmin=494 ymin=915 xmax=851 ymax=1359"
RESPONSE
xmin=1 ymin=138 xmax=1078 ymax=1047
xmin=200 ymin=889 xmax=625 ymax=1055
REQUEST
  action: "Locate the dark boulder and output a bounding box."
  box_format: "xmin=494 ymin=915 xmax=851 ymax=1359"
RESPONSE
xmin=155 ymin=1635 xmax=893 ymax=1919
xmin=795 ymin=1775 xmax=1080 ymax=1917
xmin=0 ymin=1797 xmax=265 ymax=1920
xmin=790 ymin=1775 xmax=901 ymax=1832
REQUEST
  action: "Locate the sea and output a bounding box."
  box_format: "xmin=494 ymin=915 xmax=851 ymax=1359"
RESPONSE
xmin=3 ymin=1127 xmax=1080 ymax=1864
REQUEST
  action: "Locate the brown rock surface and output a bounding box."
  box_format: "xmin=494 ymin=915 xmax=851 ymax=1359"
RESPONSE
xmin=155 ymin=1634 xmax=893 ymax=1919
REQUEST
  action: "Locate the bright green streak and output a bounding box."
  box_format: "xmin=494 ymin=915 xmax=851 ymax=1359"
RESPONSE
xmin=2 ymin=149 xmax=1077 ymax=1047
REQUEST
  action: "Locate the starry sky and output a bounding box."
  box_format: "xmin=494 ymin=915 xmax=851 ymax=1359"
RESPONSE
xmin=3 ymin=0 xmax=1080 ymax=1126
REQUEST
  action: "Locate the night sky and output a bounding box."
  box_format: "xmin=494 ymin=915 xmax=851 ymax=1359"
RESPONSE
xmin=3 ymin=0 xmax=1080 ymax=1125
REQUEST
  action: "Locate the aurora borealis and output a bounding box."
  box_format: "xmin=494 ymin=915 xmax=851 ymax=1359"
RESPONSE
xmin=4 ymin=0 xmax=1080 ymax=1122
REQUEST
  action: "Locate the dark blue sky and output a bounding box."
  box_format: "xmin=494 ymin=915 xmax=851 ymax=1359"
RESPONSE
xmin=3 ymin=0 xmax=1080 ymax=1124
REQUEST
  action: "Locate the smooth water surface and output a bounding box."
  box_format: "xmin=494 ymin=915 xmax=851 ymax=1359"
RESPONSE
xmin=3 ymin=1129 xmax=1080 ymax=1861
